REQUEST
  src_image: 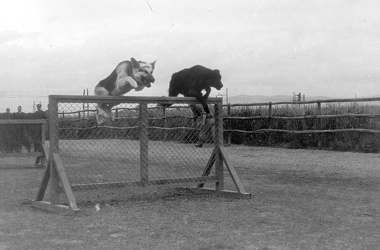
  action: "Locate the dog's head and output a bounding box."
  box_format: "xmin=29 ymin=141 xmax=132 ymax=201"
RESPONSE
xmin=208 ymin=69 xmax=223 ymax=91
xmin=131 ymin=57 xmax=156 ymax=88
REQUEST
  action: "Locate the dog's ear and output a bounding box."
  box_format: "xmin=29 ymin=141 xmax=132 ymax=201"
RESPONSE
xmin=131 ymin=58 xmax=140 ymax=68
xmin=150 ymin=60 xmax=156 ymax=71
xmin=213 ymin=69 xmax=220 ymax=74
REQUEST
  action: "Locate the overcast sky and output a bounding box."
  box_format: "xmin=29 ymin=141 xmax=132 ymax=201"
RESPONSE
xmin=1 ymin=0 xmax=379 ymax=112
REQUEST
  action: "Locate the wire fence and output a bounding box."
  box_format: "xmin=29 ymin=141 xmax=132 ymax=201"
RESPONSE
xmin=49 ymin=95 xmax=222 ymax=191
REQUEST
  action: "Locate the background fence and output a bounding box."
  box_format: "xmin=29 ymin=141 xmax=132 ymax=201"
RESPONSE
xmin=224 ymin=97 xmax=380 ymax=153
xmin=56 ymin=96 xmax=380 ymax=153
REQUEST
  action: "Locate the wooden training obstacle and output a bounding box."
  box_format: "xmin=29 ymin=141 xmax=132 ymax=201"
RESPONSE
xmin=32 ymin=95 xmax=250 ymax=214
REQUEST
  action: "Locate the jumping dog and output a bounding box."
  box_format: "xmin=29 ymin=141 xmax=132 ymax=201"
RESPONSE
xmin=94 ymin=57 xmax=156 ymax=124
xmin=164 ymin=65 xmax=223 ymax=120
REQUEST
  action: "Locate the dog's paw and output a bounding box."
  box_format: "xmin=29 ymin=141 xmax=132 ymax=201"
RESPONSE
xmin=129 ymin=79 xmax=138 ymax=88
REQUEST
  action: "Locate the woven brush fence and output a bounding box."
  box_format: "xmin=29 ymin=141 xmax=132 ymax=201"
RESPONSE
xmin=224 ymin=97 xmax=380 ymax=152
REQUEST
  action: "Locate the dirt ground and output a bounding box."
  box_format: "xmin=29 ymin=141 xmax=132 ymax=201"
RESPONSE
xmin=1 ymin=146 xmax=380 ymax=250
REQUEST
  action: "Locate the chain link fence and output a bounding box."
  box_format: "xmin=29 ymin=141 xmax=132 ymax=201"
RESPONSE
xmin=49 ymin=96 xmax=222 ymax=191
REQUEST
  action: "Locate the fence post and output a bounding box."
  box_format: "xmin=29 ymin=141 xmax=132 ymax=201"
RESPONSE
xmin=317 ymin=102 xmax=322 ymax=149
xmin=215 ymin=100 xmax=224 ymax=191
xmin=163 ymin=106 xmax=167 ymax=141
xmin=114 ymin=108 xmax=119 ymax=139
xmin=227 ymin=103 xmax=231 ymax=145
xmin=48 ymin=96 xmax=60 ymax=204
xmin=268 ymin=102 xmax=272 ymax=145
xmin=140 ymin=102 xmax=149 ymax=186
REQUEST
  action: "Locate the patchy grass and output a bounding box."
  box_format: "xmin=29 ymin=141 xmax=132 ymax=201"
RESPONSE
xmin=1 ymin=146 xmax=380 ymax=249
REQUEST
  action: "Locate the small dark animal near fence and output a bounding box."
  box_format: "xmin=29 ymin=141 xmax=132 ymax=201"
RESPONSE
xmin=224 ymin=97 xmax=380 ymax=151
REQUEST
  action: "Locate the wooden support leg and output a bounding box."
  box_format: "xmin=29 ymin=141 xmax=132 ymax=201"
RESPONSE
xmin=192 ymin=146 xmax=251 ymax=199
xmin=32 ymin=153 xmax=80 ymax=214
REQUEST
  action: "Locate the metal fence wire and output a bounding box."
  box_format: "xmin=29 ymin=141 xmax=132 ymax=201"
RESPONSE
xmin=50 ymin=96 xmax=221 ymax=190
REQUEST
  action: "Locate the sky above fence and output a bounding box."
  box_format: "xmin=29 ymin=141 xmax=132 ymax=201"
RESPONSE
xmin=1 ymin=0 xmax=380 ymax=112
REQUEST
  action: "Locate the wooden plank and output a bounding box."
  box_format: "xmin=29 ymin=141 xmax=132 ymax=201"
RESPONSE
xmin=0 ymin=119 xmax=45 ymax=125
xmin=71 ymin=176 xmax=218 ymax=191
xmin=148 ymin=176 xmax=218 ymax=186
xmin=34 ymin=160 xmax=51 ymax=201
xmin=214 ymin=102 xmax=224 ymax=191
xmin=219 ymin=147 xmax=249 ymax=194
xmin=197 ymin=147 xmax=217 ymax=188
xmin=49 ymin=95 xmax=222 ymax=104
xmin=148 ymin=126 xmax=198 ymax=131
xmin=41 ymin=143 xmax=49 ymax=164
xmin=49 ymin=159 xmax=60 ymax=205
xmin=49 ymin=96 xmax=59 ymax=153
xmin=225 ymin=113 xmax=380 ymax=121
xmin=190 ymin=187 xmax=251 ymax=199
xmin=224 ymin=128 xmax=380 ymax=134
xmin=52 ymin=153 xmax=78 ymax=210
xmin=224 ymin=97 xmax=380 ymax=107
xmin=60 ymin=125 xmax=139 ymax=130
xmin=0 ymin=152 xmax=44 ymax=158
xmin=31 ymin=201 xmax=80 ymax=215
xmin=71 ymin=181 xmax=144 ymax=191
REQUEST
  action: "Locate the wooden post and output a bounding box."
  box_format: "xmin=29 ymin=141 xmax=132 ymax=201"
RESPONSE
xmin=114 ymin=108 xmax=119 ymax=139
xmin=163 ymin=106 xmax=167 ymax=141
xmin=48 ymin=96 xmax=61 ymax=204
xmin=35 ymin=120 xmax=47 ymax=165
xmin=227 ymin=103 xmax=231 ymax=145
xmin=268 ymin=102 xmax=272 ymax=145
xmin=87 ymin=88 xmax=89 ymax=118
xmin=82 ymin=89 xmax=85 ymax=118
xmin=317 ymin=102 xmax=322 ymax=149
xmin=214 ymin=101 xmax=224 ymax=191
xmin=140 ymin=103 xmax=149 ymax=186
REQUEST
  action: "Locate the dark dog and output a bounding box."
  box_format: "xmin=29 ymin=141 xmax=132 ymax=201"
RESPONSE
xmin=94 ymin=57 xmax=156 ymax=124
xmin=166 ymin=65 xmax=223 ymax=116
